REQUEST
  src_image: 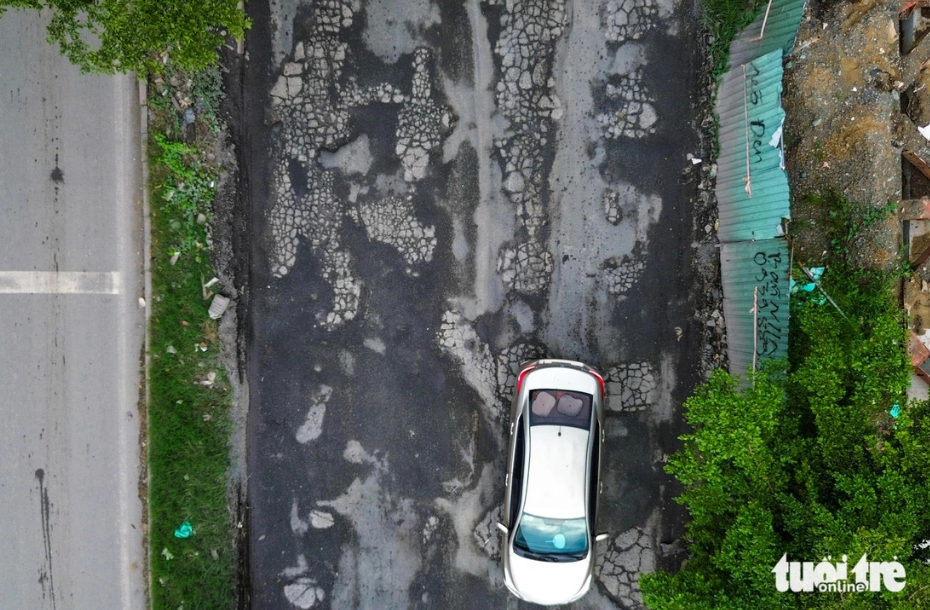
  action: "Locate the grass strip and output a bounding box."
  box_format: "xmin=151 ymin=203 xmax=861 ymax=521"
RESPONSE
xmin=703 ymin=0 xmax=766 ymax=82
xmin=146 ymin=69 xmax=236 ymax=610
xmin=700 ymin=0 xmax=766 ymax=156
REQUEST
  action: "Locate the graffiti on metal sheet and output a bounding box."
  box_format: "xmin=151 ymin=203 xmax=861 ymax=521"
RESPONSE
xmin=752 ymin=249 xmax=784 ymax=358
xmin=746 ymin=62 xmax=766 ymax=164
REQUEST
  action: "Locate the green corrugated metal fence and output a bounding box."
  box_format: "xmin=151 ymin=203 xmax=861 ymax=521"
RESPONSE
xmin=720 ymin=240 xmax=790 ymax=376
xmin=714 ymin=0 xmax=806 ymax=376
xmin=715 ymin=50 xmax=789 ymax=243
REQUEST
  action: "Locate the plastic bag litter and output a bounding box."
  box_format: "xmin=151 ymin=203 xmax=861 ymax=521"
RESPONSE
xmin=208 ymin=294 xmax=230 ymax=320
xmin=174 ymin=521 xmax=194 ymax=539
xmin=790 ymin=267 xmax=826 ymax=304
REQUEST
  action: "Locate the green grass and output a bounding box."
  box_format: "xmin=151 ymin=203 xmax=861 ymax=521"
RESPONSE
xmin=703 ymin=0 xmax=766 ymax=81
xmin=146 ymin=66 xmax=236 ymax=610
xmin=804 ymin=188 xmax=897 ymax=264
xmin=702 ymin=0 xmax=767 ymax=156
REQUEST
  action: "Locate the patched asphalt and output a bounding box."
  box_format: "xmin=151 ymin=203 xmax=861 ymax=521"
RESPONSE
xmin=237 ymin=0 xmax=704 ymax=607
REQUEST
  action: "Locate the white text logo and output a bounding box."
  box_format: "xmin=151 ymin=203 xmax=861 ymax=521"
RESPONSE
xmin=772 ymin=554 xmax=905 ymax=593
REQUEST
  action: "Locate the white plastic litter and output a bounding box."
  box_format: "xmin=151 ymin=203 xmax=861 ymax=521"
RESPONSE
xmin=208 ymin=294 xmax=230 ymax=319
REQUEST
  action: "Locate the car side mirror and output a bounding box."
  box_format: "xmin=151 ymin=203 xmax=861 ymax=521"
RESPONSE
xmin=497 ymin=522 xmax=509 ymax=534
xmin=595 ymin=533 xmax=609 ymax=542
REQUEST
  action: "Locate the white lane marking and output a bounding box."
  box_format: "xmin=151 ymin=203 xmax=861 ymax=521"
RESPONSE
xmin=0 ymin=271 xmax=121 ymax=294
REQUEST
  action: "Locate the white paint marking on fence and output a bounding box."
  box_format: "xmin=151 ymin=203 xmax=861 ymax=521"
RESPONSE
xmin=0 ymin=271 xmax=121 ymax=294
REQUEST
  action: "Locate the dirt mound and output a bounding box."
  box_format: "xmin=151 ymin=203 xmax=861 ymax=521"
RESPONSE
xmin=781 ymin=0 xmax=923 ymax=271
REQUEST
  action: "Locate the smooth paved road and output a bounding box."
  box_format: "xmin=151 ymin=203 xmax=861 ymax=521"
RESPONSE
xmin=0 ymin=9 xmax=147 ymax=610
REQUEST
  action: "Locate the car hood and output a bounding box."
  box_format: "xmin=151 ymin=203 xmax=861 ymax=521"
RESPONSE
xmin=508 ymin=550 xmax=592 ymax=605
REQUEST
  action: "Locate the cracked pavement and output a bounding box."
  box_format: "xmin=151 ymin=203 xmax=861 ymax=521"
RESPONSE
xmin=239 ymin=0 xmax=703 ymax=607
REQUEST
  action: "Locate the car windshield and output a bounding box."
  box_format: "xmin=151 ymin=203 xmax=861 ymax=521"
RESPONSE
xmin=514 ymin=513 xmax=588 ymax=560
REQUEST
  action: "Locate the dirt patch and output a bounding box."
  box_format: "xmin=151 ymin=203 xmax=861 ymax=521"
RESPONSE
xmin=782 ymin=0 xmax=914 ymax=270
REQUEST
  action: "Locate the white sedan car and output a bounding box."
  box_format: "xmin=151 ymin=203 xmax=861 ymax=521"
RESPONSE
xmin=498 ymin=359 xmax=608 ymax=605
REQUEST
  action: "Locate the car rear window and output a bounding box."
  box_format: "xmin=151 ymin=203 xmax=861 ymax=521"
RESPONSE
xmin=528 ymin=390 xmax=592 ymax=429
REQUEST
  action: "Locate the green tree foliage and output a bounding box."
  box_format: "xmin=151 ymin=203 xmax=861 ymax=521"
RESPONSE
xmin=641 ymin=270 xmax=930 ymax=609
xmin=0 ymin=0 xmax=248 ymax=74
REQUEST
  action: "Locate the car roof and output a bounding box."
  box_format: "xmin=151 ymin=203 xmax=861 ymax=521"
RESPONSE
xmin=522 ymin=425 xmax=589 ymax=519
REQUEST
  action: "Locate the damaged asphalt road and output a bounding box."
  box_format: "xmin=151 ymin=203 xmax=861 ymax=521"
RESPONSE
xmin=236 ymin=0 xmax=704 ymax=607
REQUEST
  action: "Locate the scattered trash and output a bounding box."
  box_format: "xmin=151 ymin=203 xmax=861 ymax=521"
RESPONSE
xmin=795 ymin=35 xmax=821 ymax=52
xmin=174 ymin=521 xmax=194 ymax=539
xmin=788 ymin=267 xmax=827 ymax=305
xmin=166 ymin=345 xmax=177 ymax=355
xmin=791 ymin=267 xmax=826 ymax=303
xmin=198 ymin=342 xmax=208 ymax=352
xmin=797 ymin=265 xmax=849 ymax=320
xmin=821 ymin=161 xmax=830 ymax=169
xmin=200 ymin=371 xmax=217 ymax=387
xmin=203 ymin=413 xmax=213 ymax=422
xmin=201 ymin=276 xmax=220 ymax=300
xmin=196 ymin=213 xmax=207 ymax=224
xmin=869 ymin=68 xmax=893 ymax=92
xmin=182 ymin=108 xmax=196 ymax=125
xmin=890 ymin=403 xmax=902 ymax=418
xmin=161 ymin=547 xmax=174 ymax=560
xmin=138 ymin=297 xmax=146 ymax=308
xmin=181 ymin=320 xmax=189 ymax=329
xmin=674 ymin=326 xmax=683 ymax=341
xmin=686 ymin=153 xmax=702 ymax=165
xmin=208 ymin=294 xmax=231 ymax=320
xmin=919 ymin=123 xmax=930 ymax=140
xmin=791 ymin=267 xmax=824 ymax=292
xmin=211 ymin=549 xmax=219 ymax=561
xmin=169 ymin=251 xmax=181 ymax=266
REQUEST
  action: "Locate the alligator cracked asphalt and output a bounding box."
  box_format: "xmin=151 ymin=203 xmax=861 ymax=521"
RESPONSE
xmin=238 ymin=0 xmax=703 ymax=607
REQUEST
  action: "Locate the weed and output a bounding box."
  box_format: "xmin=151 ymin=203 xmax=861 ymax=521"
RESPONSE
xmin=191 ymin=65 xmax=224 ymax=132
xmin=703 ymin=0 xmax=766 ymax=83
xmin=811 ymin=141 xmax=825 ymax=163
xmin=149 ymin=89 xmax=173 ymax=112
xmin=147 ymin=61 xmax=235 ymax=610
xmin=702 ymin=0 xmax=766 ymax=154
xmin=152 ymin=133 xmax=216 ymax=259
xmin=805 ymin=188 xmax=895 ymax=262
